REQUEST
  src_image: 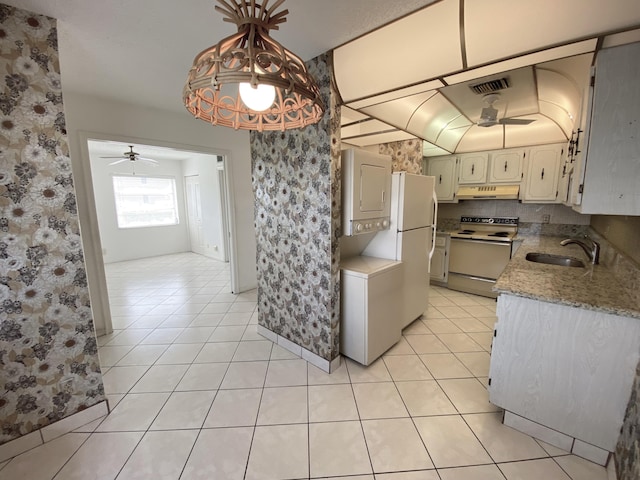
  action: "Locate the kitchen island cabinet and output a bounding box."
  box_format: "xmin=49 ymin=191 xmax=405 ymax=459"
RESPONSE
xmin=490 ymin=294 xmax=640 ymax=465
xmin=491 ymin=236 xmax=640 ymax=465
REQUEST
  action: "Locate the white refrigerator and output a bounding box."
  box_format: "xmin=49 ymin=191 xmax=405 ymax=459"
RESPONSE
xmin=363 ymin=172 xmax=437 ymax=329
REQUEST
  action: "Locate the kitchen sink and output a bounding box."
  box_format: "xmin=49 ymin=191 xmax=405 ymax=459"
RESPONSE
xmin=525 ymin=252 xmax=585 ymax=268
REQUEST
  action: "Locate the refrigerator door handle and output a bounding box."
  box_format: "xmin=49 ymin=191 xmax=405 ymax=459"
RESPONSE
xmin=429 ymin=190 xmax=438 ymax=259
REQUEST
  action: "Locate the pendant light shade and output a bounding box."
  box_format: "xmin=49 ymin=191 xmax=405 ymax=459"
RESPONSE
xmin=183 ymin=0 xmax=325 ymax=131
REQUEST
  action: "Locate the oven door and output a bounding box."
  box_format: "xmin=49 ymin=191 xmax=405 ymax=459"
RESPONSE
xmin=449 ymin=238 xmax=512 ymax=279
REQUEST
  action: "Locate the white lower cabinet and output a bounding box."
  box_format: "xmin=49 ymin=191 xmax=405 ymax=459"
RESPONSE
xmin=340 ymin=256 xmax=403 ymax=366
xmin=430 ymin=233 xmax=449 ymax=284
xmin=489 ymin=294 xmax=640 ymax=463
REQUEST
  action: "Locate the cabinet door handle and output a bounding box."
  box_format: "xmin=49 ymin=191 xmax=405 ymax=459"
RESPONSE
xmin=504 ymin=161 xmax=508 ymax=172
xmin=439 ymin=174 xmax=442 ymax=184
xmin=471 ymin=164 xmax=475 ymax=175
xmin=541 ymin=168 xmax=545 ymax=180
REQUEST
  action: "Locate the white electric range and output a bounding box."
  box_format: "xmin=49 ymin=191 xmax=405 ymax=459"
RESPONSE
xmin=448 ymin=216 xmax=518 ymax=298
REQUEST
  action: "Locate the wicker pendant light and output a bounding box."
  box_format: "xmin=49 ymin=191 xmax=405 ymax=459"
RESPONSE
xmin=183 ymin=0 xmax=325 ymax=131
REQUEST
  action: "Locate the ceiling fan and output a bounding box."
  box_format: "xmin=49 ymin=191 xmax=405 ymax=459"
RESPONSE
xmin=100 ymin=145 xmax=159 ymax=166
xmin=477 ymin=93 xmax=536 ymax=128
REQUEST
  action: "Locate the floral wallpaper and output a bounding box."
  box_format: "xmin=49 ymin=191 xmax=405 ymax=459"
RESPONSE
xmin=0 ymin=4 xmax=105 ymax=445
xmin=616 ymin=360 xmax=640 ymax=480
xmin=379 ymin=138 xmax=423 ymax=174
xmin=250 ymin=52 xmax=341 ymax=361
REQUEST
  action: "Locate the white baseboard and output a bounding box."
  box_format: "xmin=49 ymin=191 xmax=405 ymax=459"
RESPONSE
xmin=0 ymin=401 xmax=108 ymax=463
xmin=257 ymin=325 xmax=341 ymax=373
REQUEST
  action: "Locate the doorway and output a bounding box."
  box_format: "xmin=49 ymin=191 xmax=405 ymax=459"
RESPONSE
xmin=79 ymin=132 xmax=240 ymax=335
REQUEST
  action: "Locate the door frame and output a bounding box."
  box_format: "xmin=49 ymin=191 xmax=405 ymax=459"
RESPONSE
xmin=76 ymin=130 xmax=241 ymax=335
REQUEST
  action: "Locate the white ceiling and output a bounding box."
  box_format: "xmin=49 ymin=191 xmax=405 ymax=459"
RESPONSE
xmin=86 ymin=140 xmax=213 ymax=163
xmin=7 ymin=0 xmax=640 ymax=156
xmin=335 ymin=0 xmax=640 ymax=153
xmin=5 ymin=0 xmax=438 ymax=115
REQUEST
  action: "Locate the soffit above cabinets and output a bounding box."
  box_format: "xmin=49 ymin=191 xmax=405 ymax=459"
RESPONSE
xmin=335 ymin=0 xmax=640 ymax=154
xmin=341 ymin=107 xmax=419 ymax=148
xmin=463 ymin=0 xmax=640 ymax=67
xmin=341 ymin=107 xmax=370 ymax=126
xmin=333 ymin=0 xmax=462 ymax=103
xmin=342 ymin=130 xmax=417 ymax=148
xmin=342 ymin=54 xmax=592 ymax=154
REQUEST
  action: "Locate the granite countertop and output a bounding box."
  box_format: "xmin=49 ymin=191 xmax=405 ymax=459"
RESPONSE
xmin=495 ymin=235 xmax=640 ymax=319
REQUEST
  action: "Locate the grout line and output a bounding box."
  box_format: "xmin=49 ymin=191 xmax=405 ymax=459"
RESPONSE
xmin=95 ymin=253 xmax=602 ymax=479
xmin=345 ymin=360 xmax=376 ymax=477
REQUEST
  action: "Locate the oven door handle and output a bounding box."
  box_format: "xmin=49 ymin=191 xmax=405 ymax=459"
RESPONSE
xmin=450 ymin=238 xmax=512 ymax=246
xmin=429 ymin=190 xmax=438 ymax=259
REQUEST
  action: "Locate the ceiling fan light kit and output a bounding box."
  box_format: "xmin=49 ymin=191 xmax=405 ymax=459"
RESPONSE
xmin=101 ymin=145 xmax=159 ymax=166
xmin=183 ymin=0 xmax=325 ymax=131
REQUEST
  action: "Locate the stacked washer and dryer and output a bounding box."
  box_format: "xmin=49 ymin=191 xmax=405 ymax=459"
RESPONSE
xmin=340 ymin=148 xmax=437 ymax=365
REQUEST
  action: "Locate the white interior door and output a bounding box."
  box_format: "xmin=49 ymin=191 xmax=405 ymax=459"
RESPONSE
xmin=217 ymin=166 xmax=230 ymax=262
xmin=185 ymin=175 xmax=205 ymax=255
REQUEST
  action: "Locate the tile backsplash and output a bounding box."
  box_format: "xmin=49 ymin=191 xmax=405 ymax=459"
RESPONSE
xmin=437 ymin=200 xmax=590 ymax=226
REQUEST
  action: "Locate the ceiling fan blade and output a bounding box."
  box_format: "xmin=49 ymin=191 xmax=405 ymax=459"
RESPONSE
xmin=137 ymin=157 xmax=159 ymax=163
xmin=499 ymin=118 xmax=536 ymax=125
xmin=108 ymin=159 xmax=129 ymax=165
xmin=101 ymin=156 xmax=126 ymax=159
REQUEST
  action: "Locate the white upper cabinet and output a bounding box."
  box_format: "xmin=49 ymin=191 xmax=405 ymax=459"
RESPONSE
xmin=522 ymin=144 xmax=564 ymax=203
xmin=427 ymin=155 xmax=458 ymax=203
xmin=458 ymin=153 xmax=488 ymax=184
xmin=489 ymin=150 xmax=524 ymax=183
xmin=572 ymin=42 xmax=640 ymax=215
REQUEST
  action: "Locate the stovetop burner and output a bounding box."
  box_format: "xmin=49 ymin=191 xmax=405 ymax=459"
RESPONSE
xmin=452 ymin=216 xmax=518 ymax=243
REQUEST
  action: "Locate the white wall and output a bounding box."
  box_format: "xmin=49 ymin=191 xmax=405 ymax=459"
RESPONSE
xmin=89 ymin=154 xmax=191 ymax=263
xmin=183 ymin=155 xmax=227 ymax=261
xmin=63 ymin=92 xmax=257 ymax=335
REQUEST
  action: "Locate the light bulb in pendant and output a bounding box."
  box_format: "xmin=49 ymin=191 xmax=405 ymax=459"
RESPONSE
xmin=239 ymin=80 xmax=276 ymax=111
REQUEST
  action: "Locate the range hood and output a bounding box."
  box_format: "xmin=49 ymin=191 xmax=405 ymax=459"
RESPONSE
xmin=456 ymin=185 xmax=520 ymax=200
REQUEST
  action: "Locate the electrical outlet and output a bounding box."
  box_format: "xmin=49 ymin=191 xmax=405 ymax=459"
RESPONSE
xmin=60 ymin=377 xmax=74 ymax=394
xmin=542 ymin=214 xmax=550 ymax=224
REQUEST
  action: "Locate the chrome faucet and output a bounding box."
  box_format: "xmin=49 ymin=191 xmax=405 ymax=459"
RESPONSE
xmin=560 ymin=236 xmax=600 ymax=265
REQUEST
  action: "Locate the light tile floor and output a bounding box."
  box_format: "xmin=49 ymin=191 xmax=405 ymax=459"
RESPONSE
xmin=0 ymin=253 xmax=610 ymax=480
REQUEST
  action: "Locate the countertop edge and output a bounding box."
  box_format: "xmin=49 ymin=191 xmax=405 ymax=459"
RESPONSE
xmin=494 ymin=235 xmax=640 ymax=320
